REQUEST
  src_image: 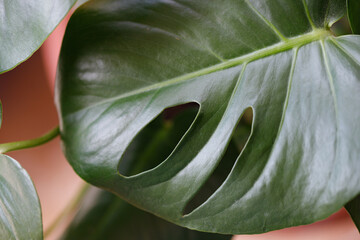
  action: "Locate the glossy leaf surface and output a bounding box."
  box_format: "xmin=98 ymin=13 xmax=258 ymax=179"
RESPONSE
xmin=62 ymin=188 xmax=231 ymax=240
xmin=62 ymin=110 xmax=242 ymax=239
xmin=57 ymin=0 xmax=360 ymax=234
xmin=0 ymin=0 xmax=77 ymax=73
xmin=63 ymin=110 xmax=234 ymax=239
xmin=347 ymin=0 xmax=360 ymax=34
xmin=0 ymin=154 xmax=42 ymax=239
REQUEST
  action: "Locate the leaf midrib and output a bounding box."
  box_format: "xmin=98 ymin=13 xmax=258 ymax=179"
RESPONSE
xmin=68 ymin=29 xmax=330 ymax=117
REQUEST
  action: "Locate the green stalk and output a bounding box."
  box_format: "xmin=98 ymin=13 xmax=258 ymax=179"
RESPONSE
xmin=0 ymin=127 xmax=60 ymax=154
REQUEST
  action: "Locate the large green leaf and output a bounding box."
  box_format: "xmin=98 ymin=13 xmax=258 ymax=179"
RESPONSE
xmin=0 ymin=0 xmax=77 ymax=73
xmin=62 ymin=108 xmax=241 ymax=239
xmin=57 ymin=0 xmax=360 ymax=234
xmin=0 ymin=154 xmax=42 ymax=239
xmin=347 ymin=0 xmax=360 ymax=33
xmin=62 ymin=188 xmax=231 ymax=240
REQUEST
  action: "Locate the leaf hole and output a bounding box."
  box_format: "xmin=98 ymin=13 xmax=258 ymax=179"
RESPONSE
xmin=330 ymin=16 xmax=352 ymax=36
xmin=182 ymin=107 xmax=253 ymax=215
xmin=118 ymin=102 xmax=200 ymax=177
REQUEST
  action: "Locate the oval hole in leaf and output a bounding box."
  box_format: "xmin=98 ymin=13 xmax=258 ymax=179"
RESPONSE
xmin=118 ymin=102 xmax=200 ymax=177
xmin=183 ymin=107 xmax=253 ymax=215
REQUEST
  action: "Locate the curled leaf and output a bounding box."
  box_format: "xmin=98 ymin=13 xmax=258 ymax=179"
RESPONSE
xmin=57 ymin=0 xmax=360 ymax=234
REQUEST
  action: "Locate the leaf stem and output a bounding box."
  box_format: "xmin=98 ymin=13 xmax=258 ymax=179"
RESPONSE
xmin=44 ymin=182 xmax=91 ymax=239
xmin=0 ymin=127 xmax=60 ymax=154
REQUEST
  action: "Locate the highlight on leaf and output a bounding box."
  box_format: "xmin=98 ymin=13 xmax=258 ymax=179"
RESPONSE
xmin=0 ymin=0 xmax=77 ymax=73
xmin=0 ymin=154 xmax=43 ymax=239
xmin=57 ymin=0 xmax=360 ymax=234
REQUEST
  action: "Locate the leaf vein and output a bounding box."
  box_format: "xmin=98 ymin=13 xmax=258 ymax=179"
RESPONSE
xmin=320 ymin=40 xmax=339 ymax=128
xmin=64 ymin=30 xmax=329 ymax=118
xmin=302 ymin=0 xmax=316 ymax=30
xmin=238 ymin=48 xmax=298 ymax=202
xmin=320 ymin=40 xmax=339 ymax=197
xmin=143 ymin=6 xmax=226 ymax=62
xmin=329 ymin=37 xmax=360 ymax=67
xmin=243 ymin=0 xmax=287 ymax=41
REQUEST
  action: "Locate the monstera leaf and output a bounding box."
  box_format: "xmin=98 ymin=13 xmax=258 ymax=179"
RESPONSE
xmin=0 ymin=0 xmax=77 ymax=73
xmin=62 ymin=109 xmax=239 ymax=239
xmin=347 ymin=0 xmax=360 ymax=34
xmin=57 ymin=0 xmax=360 ymax=234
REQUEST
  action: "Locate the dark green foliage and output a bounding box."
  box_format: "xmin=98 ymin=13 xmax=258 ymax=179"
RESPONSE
xmin=347 ymin=0 xmax=360 ymax=33
xmin=345 ymin=194 xmax=360 ymax=231
xmin=62 ymin=188 xmax=231 ymax=240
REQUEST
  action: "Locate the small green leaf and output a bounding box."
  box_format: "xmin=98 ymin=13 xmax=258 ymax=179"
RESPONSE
xmin=62 ymin=188 xmax=231 ymax=240
xmin=347 ymin=0 xmax=360 ymax=33
xmin=0 ymin=154 xmax=43 ymax=239
xmin=0 ymin=0 xmax=77 ymax=73
xmin=345 ymin=194 xmax=360 ymax=231
xmin=57 ymin=0 xmax=360 ymax=234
